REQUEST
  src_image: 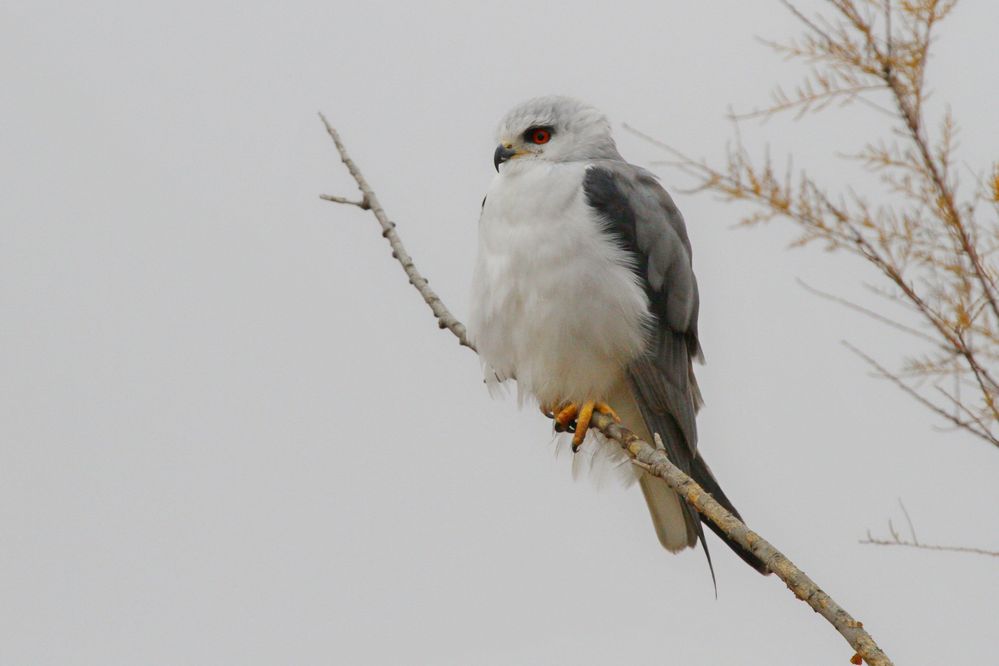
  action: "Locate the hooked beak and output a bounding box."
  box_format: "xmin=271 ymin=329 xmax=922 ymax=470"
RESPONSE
xmin=493 ymin=144 xmax=517 ymax=171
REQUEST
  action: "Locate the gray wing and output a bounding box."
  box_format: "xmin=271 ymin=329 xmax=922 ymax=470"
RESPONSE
xmin=583 ymin=162 xmax=769 ymax=576
xmin=583 ymin=161 xmax=702 ymax=462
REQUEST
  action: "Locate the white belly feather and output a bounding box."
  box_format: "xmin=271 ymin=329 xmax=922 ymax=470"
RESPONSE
xmin=468 ymin=160 xmax=651 ymax=407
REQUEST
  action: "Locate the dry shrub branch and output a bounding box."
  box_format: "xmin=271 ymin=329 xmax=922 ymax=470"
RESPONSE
xmin=637 ymin=0 xmax=999 ymax=448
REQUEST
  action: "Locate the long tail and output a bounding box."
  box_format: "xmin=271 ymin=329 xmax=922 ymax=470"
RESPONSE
xmin=611 ymin=381 xmax=769 ymax=578
xmin=609 ymin=384 xmax=698 ymax=553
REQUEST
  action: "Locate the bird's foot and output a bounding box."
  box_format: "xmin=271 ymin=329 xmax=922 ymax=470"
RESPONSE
xmin=541 ymin=401 xmax=621 ymax=451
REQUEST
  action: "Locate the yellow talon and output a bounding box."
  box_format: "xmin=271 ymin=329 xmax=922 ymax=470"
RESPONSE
xmin=545 ymin=400 xmax=621 ymax=452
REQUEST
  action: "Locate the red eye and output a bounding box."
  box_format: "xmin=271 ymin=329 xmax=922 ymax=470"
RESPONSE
xmin=530 ymin=128 xmax=551 ymax=144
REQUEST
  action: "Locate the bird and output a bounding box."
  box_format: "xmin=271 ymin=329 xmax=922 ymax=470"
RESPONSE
xmin=467 ymin=96 xmax=769 ymax=579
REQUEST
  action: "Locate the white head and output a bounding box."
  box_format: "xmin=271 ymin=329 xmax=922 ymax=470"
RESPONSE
xmin=492 ymin=96 xmax=623 ymax=171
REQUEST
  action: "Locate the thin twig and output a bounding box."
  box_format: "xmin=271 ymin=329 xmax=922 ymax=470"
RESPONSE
xmin=843 ymin=341 xmax=998 ymax=444
xmin=873 ymin=4 xmax=999 ymax=326
xmin=729 ymin=84 xmax=886 ymax=121
xmin=796 ymin=278 xmax=943 ymax=347
xmin=319 ymin=193 xmax=369 ymax=208
xmin=861 ymin=501 xmax=999 ymax=557
xmin=934 ymin=386 xmax=996 ymax=440
xmin=859 ymin=537 xmax=999 ymax=558
xmin=897 ymin=498 xmax=918 ymax=544
xmin=320 ymin=118 xmax=895 ymax=666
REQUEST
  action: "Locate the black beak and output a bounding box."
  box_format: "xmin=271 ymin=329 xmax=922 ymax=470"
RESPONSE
xmin=493 ymin=144 xmax=516 ymax=171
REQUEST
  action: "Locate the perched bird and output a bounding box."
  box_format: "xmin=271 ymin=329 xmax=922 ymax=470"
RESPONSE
xmin=468 ymin=96 xmax=768 ymax=578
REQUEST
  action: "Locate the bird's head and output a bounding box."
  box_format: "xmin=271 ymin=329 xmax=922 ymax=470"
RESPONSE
xmin=492 ymin=96 xmax=622 ymax=172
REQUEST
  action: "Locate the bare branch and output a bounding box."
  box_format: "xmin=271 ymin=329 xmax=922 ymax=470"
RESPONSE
xmin=843 ymin=341 xmax=999 ymax=445
xmin=796 ymin=278 xmax=943 ymax=347
xmin=876 ymin=5 xmax=999 ymax=325
xmin=627 ymin=431 xmax=891 ymax=666
xmin=730 ymin=83 xmax=886 ymax=121
xmin=861 ymin=501 xmax=999 ymax=557
xmin=321 ymin=118 xmax=895 ymax=666
xmin=897 ymin=498 xmax=918 ymax=544
xmin=319 ymin=193 xmax=369 ymax=209
xmin=859 ymin=537 xmax=999 ymax=558
xmin=934 ymin=386 xmax=995 ymax=438
xmin=318 ymin=113 xmax=474 ymax=350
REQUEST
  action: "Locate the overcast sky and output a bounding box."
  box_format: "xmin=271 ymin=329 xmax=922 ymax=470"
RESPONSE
xmin=3 ymin=1 xmax=998 ymax=664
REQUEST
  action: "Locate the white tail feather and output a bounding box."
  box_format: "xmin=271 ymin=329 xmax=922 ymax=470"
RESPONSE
xmin=607 ymin=379 xmax=697 ymax=552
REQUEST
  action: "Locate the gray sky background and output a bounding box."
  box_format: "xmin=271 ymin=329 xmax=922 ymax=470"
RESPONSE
xmin=3 ymin=1 xmax=998 ymax=664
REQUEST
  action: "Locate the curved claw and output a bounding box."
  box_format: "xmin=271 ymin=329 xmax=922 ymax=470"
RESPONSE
xmin=539 ymin=401 xmax=563 ymax=422
xmin=555 ymin=403 xmax=580 ymax=437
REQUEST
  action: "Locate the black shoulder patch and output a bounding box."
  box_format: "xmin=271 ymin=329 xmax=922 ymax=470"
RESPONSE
xmin=583 ymin=168 xmax=636 ymax=245
xmin=583 ymin=167 xmax=651 ymax=298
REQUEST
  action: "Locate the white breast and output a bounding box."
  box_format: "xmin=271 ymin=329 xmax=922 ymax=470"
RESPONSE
xmin=468 ymin=160 xmax=651 ymax=407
